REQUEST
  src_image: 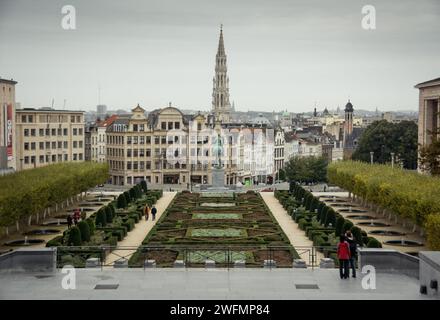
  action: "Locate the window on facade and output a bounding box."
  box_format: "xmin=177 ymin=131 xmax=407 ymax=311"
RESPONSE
xmin=154 ymin=136 xmax=160 ymax=144
xmin=71 ymin=116 xmax=75 ymax=123
xmin=168 ymin=122 xmax=173 ymax=130
xmin=30 ymin=129 xmax=36 ymax=136
xmin=79 ymin=141 xmax=83 ymax=148
xmin=24 ymin=156 xmax=29 ymax=164
xmin=64 ymin=154 xmax=68 ymax=161
xmin=127 ymin=149 xmax=132 ymax=157
xmin=146 ymin=161 xmax=151 ymax=170
xmin=133 ymin=162 xmax=138 ymax=170
xmin=133 ymin=136 xmax=138 ymax=144
xmin=39 ymin=129 xmax=44 ymax=136
xmin=24 ymin=129 xmax=29 ymax=136
xmin=175 ymin=122 xmax=180 ymax=129
xmin=45 ymin=142 xmax=50 ymax=149
xmin=24 ymin=142 xmax=29 ymax=150
xmin=161 ymin=122 xmax=166 ymax=130
xmin=76 ymin=116 xmax=81 ymax=123
xmin=140 ymin=161 xmax=145 ymax=170
xmin=28 ymin=115 xmax=33 ymax=123
xmin=73 ymin=141 xmax=78 ymax=148
xmin=79 ymin=128 xmax=83 ymax=135
xmin=39 ymin=156 xmax=44 ymax=163
xmin=73 ymin=128 xmax=77 ymax=135
xmin=79 ymin=153 xmax=83 ymax=160
xmin=146 ymin=136 xmax=151 ymax=144
xmin=133 ymin=149 xmax=138 ymax=157
xmin=161 ymin=136 xmax=166 ymax=144
xmin=127 ymin=136 xmax=132 ymax=144
xmin=57 ymin=128 xmax=62 ymax=136
xmin=63 ymin=141 xmax=68 ymax=148
xmin=52 ymin=155 xmax=56 ymax=162
xmin=52 ymin=129 xmax=56 ymax=136
xmin=197 ymin=123 xmax=202 ymax=131
xmin=133 ymin=124 xmax=138 ymax=132
xmin=140 ymin=136 xmax=145 ymax=144
xmin=39 ymin=142 xmax=44 ymax=150
xmin=46 ymin=128 xmax=50 ymax=136
xmin=31 ymin=142 xmax=36 ymax=150
xmin=139 ymin=124 xmax=145 ymax=131
xmin=63 ymin=128 xmax=68 ymax=135
xmin=73 ymin=154 xmax=77 ymax=160
xmin=21 ymin=115 xmax=27 ymax=123
xmin=127 ymin=161 xmax=132 ymax=170
xmin=146 ymin=149 xmax=151 ymax=157
xmin=52 ymin=142 xmax=56 ymax=149
xmin=58 ymin=141 xmax=62 ymax=148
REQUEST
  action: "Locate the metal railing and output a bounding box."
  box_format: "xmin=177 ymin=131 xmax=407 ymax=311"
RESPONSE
xmin=55 ymin=245 xmax=340 ymax=270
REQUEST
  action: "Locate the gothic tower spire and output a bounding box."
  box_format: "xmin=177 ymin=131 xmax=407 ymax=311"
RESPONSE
xmin=212 ymin=25 xmax=231 ymax=123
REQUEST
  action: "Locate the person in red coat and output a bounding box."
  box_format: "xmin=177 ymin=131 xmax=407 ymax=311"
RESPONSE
xmin=337 ymin=236 xmax=351 ymax=279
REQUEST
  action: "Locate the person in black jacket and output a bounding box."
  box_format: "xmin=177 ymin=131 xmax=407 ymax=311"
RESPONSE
xmin=345 ymin=231 xmax=357 ymax=278
xmin=151 ymin=206 xmax=157 ymax=221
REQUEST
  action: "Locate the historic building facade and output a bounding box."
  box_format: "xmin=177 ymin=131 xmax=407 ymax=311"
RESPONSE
xmin=15 ymin=108 xmax=85 ymax=170
xmin=0 ymin=78 xmax=17 ymax=171
xmin=415 ymin=78 xmax=440 ymax=148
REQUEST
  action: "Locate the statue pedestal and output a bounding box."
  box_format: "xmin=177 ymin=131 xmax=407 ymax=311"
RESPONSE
xmin=211 ymin=167 xmax=225 ymax=189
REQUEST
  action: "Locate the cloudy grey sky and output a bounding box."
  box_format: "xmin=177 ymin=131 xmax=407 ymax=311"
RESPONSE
xmin=0 ymin=0 xmax=439 ymax=113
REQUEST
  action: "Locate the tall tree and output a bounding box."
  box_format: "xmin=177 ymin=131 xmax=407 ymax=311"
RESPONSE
xmin=284 ymin=156 xmax=328 ymax=183
xmin=419 ymin=127 xmax=440 ymax=176
xmin=352 ymin=120 xmax=418 ymax=169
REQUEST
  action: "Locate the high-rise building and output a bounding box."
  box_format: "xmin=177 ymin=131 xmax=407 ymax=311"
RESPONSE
xmin=96 ymin=104 xmax=107 ymax=120
xmin=0 ymin=78 xmax=17 ymax=171
xmin=15 ymin=108 xmax=85 ymax=170
xmin=212 ymin=25 xmax=232 ymax=123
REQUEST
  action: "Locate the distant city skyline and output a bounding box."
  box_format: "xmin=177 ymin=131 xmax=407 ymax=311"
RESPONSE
xmin=1 ymin=0 xmax=439 ymax=113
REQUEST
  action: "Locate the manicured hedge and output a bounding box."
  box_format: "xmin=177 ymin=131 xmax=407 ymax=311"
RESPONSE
xmin=328 ymin=161 xmax=440 ymax=249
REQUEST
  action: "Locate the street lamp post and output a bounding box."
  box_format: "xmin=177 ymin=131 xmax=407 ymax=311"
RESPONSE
xmin=370 ymin=151 xmax=374 ymax=165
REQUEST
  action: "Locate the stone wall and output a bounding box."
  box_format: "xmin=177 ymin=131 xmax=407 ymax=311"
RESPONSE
xmin=0 ymin=248 xmax=57 ymax=272
xmin=358 ymin=248 xmax=419 ymax=279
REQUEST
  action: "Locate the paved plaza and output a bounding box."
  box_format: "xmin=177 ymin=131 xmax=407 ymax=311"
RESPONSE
xmin=0 ymin=268 xmax=431 ymax=300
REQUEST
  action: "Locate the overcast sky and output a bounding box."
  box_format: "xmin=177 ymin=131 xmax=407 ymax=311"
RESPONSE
xmin=0 ymin=0 xmax=439 ymax=113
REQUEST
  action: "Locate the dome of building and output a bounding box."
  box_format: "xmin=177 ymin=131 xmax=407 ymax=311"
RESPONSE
xmin=252 ymin=113 xmax=271 ymax=125
xmin=345 ymin=100 xmax=354 ymax=112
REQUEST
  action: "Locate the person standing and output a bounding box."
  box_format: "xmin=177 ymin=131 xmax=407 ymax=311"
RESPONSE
xmin=144 ymin=205 xmax=150 ymax=221
xmin=151 ymin=206 xmax=157 ymax=221
xmin=67 ymin=215 xmax=73 ymax=229
xmin=337 ymin=236 xmax=351 ymax=279
xmin=345 ymin=231 xmax=357 ymax=278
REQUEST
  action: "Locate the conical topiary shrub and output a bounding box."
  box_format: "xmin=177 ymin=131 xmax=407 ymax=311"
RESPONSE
xmin=67 ymin=226 xmax=82 ymax=246
xmin=77 ymin=220 xmax=90 ymax=242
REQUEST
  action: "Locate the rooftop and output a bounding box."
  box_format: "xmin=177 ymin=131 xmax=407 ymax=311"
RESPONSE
xmin=16 ymin=108 xmax=84 ymax=113
xmin=415 ymin=77 xmax=440 ymax=89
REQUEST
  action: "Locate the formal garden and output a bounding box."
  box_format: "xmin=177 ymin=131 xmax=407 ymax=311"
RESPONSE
xmin=45 ymin=181 xmax=163 ymax=267
xmin=327 ymin=161 xmax=440 ymax=250
xmin=128 ymin=190 xmax=299 ymax=267
xmin=274 ymin=183 xmax=383 ymax=265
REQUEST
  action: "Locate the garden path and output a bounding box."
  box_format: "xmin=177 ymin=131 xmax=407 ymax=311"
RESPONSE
xmin=104 ymin=191 xmax=177 ymax=266
xmin=260 ymin=192 xmax=324 ymax=264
